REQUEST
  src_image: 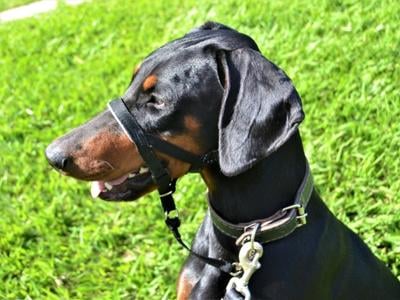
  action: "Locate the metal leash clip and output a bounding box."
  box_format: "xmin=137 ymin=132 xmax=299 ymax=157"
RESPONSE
xmin=226 ymin=224 xmax=264 ymax=300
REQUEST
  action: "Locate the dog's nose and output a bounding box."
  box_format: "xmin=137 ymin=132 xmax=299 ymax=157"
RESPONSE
xmin=45 ymin=144 xmax=72 ymax=171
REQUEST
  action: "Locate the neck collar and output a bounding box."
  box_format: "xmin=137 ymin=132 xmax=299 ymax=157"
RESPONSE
xmin=209 ymin=162 xmax=313 ymax=245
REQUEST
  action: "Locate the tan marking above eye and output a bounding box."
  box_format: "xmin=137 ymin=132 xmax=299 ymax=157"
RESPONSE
xmin=143 ymin=75 xmax=158 ymax=91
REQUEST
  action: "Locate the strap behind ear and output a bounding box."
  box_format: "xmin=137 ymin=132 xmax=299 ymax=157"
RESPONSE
xmin=218 ymin=49 xmax=304 ymax=176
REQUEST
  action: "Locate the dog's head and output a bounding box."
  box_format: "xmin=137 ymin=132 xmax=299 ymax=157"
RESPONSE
xmin=46 ymin=22 xmax=304 ymax=201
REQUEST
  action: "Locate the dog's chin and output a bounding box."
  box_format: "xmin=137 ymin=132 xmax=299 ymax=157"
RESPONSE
xmin=92 ymin=171 xmax=156 ymax=201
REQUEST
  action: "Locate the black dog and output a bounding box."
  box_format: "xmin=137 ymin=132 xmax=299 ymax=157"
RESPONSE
xmin=46 ymin=22 xmax=400 ymax=299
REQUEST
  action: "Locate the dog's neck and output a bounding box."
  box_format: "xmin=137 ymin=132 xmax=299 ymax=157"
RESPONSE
xmin=201 ymin=131 xmax=307 ymax=224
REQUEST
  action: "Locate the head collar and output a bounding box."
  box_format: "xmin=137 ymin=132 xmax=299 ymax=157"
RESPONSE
xmin=107 ymin=98 xmax=234 ymax=273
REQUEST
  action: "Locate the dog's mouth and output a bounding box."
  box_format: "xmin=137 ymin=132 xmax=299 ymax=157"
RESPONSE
xmin=91 ymin=166 xmax=156 ymax=201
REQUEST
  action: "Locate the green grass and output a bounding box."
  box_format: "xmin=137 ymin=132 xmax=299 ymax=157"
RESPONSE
xmin=0 ymin=0 xmax=399 ymax=298
xmin=0 ymin=0 xmax=36 ymax=11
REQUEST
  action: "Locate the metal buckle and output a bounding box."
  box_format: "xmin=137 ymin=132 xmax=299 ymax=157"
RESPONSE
xmin=281 ymin=204 xmax=308 ymax=227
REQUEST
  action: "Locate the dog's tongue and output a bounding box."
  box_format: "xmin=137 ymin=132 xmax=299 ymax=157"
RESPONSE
xmin=91 ymin=181 xmax=105 ymax=198
xmin=90 ymin=174 xmax=129 ymax=198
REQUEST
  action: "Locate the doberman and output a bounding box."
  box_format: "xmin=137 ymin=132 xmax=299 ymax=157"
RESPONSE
xmin=46 ymin=22 xmax=400 ymax=299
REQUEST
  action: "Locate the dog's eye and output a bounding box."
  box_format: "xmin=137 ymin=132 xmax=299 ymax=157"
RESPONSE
xmin=146 ymin=95 xmax=165 ymax=110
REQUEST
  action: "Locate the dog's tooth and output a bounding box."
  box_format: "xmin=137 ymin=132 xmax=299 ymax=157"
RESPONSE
xmin=105 ymin=182 xmax=113 ymax=190
xmin=139 ymin=167 xmax=149 ymax=174
xmin=91 ymin=181 xmax=105 ymax=198
xmin=128 ymin=173 xmax=135 ymax=178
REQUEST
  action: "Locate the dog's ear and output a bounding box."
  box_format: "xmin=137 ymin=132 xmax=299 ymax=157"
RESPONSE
xmin=216 ymin=49 xmax=304 ymax=176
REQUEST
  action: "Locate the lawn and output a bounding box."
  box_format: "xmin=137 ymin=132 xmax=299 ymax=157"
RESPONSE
xmin=0 ymin=0 xmax=37 ymax=11
xmin=0 ymin=0 xmax=399 ymax=298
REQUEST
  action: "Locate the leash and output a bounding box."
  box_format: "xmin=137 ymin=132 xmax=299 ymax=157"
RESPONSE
xmin=108 ymin=97 xmax=314 ymax=299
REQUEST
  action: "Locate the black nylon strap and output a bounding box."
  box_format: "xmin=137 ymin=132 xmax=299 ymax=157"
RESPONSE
xmin=166 ymin=215 xmax=234 ymax=274
xmin=146 ymin=135 xmax=205 ymax=171
xmin=147 ymin=137 xmax=218 ymax=171
xmin=159 ymin=181 xmax=177 ymax=212
xmin=162 ymin=191 xmax=234 ymax=273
